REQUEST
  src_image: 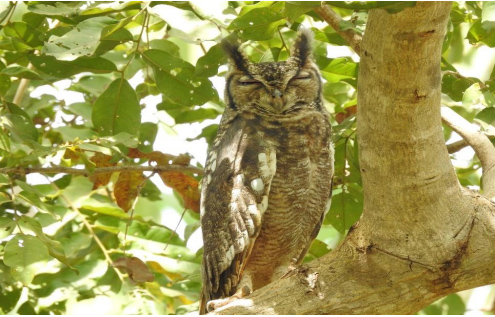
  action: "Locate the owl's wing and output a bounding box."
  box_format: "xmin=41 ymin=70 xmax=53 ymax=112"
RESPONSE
xmin=200 ymin=117 xmax=276 ymax=306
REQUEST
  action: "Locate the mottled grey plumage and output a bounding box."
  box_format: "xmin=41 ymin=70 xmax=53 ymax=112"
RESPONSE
xmin=200 ymin=29 xmax=334 ymax=313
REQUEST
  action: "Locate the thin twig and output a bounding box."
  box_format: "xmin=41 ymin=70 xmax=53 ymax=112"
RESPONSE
xmin=12 ymin=63 xmax=35 ymax=105
xmin=199 ymin=42 xmax=207 ymax=55
xmin=121 ymin=10 xmax=148 ymax=76
xmin=4 ymin=1 xmax=16 ymax=25
xmin=163 ymin=208 xmax=187 ymax=253
xmin=441 ymin=106 xmax=495 ymax=198
xmin=0 ymin=164 xmax=204 ymax=177
xmin=314 ymin=4 xmax=362 ymax=56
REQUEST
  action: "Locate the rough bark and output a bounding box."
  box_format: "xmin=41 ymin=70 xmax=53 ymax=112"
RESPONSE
xmin=210 ymin=2 xmax=495 ymax=314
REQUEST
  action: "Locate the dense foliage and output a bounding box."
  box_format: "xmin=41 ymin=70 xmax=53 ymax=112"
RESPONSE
xmin=0 ymin=1 xmax=494 ymax=314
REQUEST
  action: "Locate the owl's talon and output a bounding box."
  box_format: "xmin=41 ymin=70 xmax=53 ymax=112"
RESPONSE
xmin=241 ymin=285 xmax=251 ymax=296
xmin=206 ymin=293 xmax=244 ymax=312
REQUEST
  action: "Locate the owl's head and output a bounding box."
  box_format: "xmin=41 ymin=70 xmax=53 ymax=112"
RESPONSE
xmin=223 ymin=29 xmax=322 ymax=115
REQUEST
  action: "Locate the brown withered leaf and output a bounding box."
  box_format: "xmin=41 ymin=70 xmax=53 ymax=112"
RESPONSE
xmin=125 ymin=150 xmax=200 ymax=212
xmin=63 ymin=147 xmax=82 ymax=161
xmin=335 ymin=105 xmax=357 ymax=124
xmin=172 ymin=153 xmax=191 ymax=166
xmin=127 ymin=147 xmax=145 ymax=159
xmin=89 ymin=152 xmax=116 ymax=190
xmin=114 ymin=171 xmax=146 ymax=212
xmin=145 ymin=151 xmax=175 ymax=165
xmin=159 ymin=172 xmax=200 ymax=213
xmin=113 ymin=256 xmax=154 ymax=283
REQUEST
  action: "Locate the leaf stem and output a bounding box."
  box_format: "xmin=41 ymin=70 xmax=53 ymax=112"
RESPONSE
xmin=3 ymin=1 xmax=17 ymax=25
xmin=120 ymin=10 xmax=149 ymax=76
xmin=163 ymin=207 xmax=187 ymax=253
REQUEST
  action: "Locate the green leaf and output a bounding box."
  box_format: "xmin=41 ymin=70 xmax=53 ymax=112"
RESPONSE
xmin=0 ymin=217 xmax=15 ymax=239
xmin=70 ymin=75 xmax=113 ymax=96
xmin=227 ymin=2 xmax=286 ymax=41
xmin=318 ymin=57 xmax=358 ymax=83
xmin=195 ymin=43 xmax=226 ymax=78
xmin=284 ymin=2 xmax=320 ymax=23
xmin=94 ymin=27 xmax=133 ymax=56
xmin=466 ymin=19 xmax=495 ymax=47
xmin=306 ymin=239 xmax=332 ymax=260
xmin=482 ymin=2 xmax=495 ymax=23
xmin=42 ymin=17 xmax=125 ymax=61
xmin=325 ymin=187 xmax=363 ymax=234
xmin=0 ymin=286 xmax=21 ymax=315
xmin=475 ymin=107 xmax=495 ymax=129
xmin=149 ymin=39 xmax=180 ymax=56
xmin=29 ymin=55 xmax=117 ymax=78
xmin=483 ymin=91 xmax=495 ymax=107
xmin=1 ymin=113 xmax=38 ymax=144
xmin=138 ymin=122 xmax=158 ymax=153
xmin=143 ymin=49 xmax=218 ymax=106
xmin=4 ymin=234 xmax=50 ymax=285
xmin=442 ymin=74 xmax=475 ymax=102
xmin=81 ymin=199 xmax=130 ymax=220
xmin=56 ymin=126 xmax=95 ymax=142
xmin=173 ymin=108 xmax=220 ymax=124
xmin=0 ymin=60 xmax=11 ymax=96
xmin=60 ymin=232 xmax=92 ymax=258
xmin=462 ymin=83 xmax=482 ymax=107
xmin=17 ymin=190 xmax=55 ymax=214
xmin=443 ymin=294 xmax=466 ymax=314
xmin=100 ymin=132 xmax=139 ymax=148
xmin=3 ymin=22 xmax=44 ymax=51
xmin=27 ymin=2 xmax=81 ymax=19
xmin=22 ymin=12 xmax=46 ymax=30
xmin=5 ymin=102 xmax=30 ymax=119
xmin=21 ymin=216 xmax=75 ymax=270
xmin=1 ymin=66 xmax=42 ymax=80
xmin=312 ymin=26 xmax=347 ymax=46
xmin=187 ymin=124 xmax=218 ymax=145
xmin=92 ymin=78 xmax=141 ymax=136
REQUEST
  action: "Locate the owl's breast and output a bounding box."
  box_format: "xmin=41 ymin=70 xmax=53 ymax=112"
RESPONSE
xmin=242 ymin=110 xmax=333 ymax=285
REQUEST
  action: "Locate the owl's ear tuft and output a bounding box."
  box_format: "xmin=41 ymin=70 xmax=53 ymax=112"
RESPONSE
xmin=291 ymin=28 xmax=314 ymax=67
xmin=222 ymin=39 xmax=250 ymax=73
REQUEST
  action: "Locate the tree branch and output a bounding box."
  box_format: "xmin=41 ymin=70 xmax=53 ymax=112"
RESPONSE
xmin=211 ymin=192 xmax=495 ymax=314
xmin=314 ymin=4 xmax=362 ymax=56
xmin=446 ymin=136 xmax=495 ymax=154
xmin=0 ymin=164 xmax=204 ymax=177
xmin=441 ymin=106 xmax=495 ymax=199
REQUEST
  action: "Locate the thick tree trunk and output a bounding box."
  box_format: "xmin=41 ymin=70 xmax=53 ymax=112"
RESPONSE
xmin=211 ymin=2 xmax=495 ymax=314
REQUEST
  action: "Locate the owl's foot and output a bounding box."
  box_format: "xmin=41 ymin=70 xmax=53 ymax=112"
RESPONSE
xmin=206 ymin=286 xmax=251 ymax=312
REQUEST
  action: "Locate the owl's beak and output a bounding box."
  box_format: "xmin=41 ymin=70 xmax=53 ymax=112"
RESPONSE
xmin=272 ymin=89 xmax=286 ymax=113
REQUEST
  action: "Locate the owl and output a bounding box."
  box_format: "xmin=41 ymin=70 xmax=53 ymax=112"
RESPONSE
xmin=199 ymin=29 xmax=334 ymax=314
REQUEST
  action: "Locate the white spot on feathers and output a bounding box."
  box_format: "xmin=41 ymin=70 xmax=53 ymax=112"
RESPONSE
xmin=250 ymin=178 xmax=264 ymax=192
